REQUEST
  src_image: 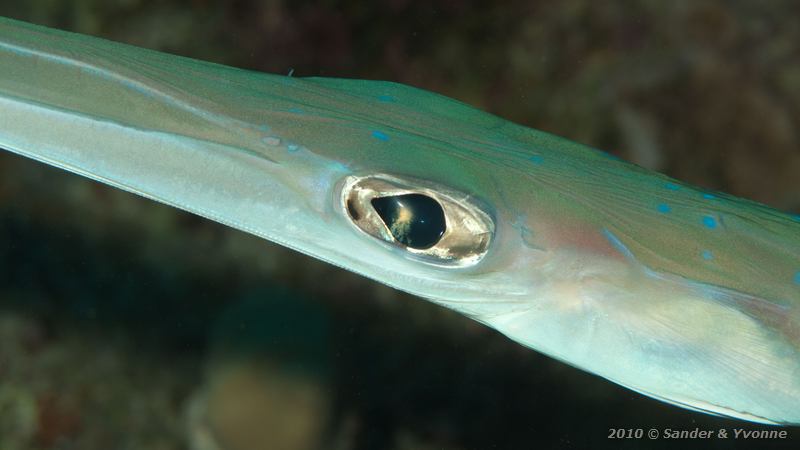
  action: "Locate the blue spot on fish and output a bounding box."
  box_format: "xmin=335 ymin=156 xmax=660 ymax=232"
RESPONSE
xmin=702 ymin=250 xmax=714 ymax=260
xmin=287 ymin=144 xmax=299 ymax=153
xmin=664 ymin=182 xmax=681 ymax=191
xmin=657 ymin=203 xmax=672 ymax=214
xmin=794 ymin=271 xmax=800 ymax=285
xmin=702 ymin=215 xmax=718 ymax=229
xmin=529 ymin=155 xmax=544 ymax=164
xmin=702 ymin=193 xmax=716 ymax=199
xmin=288 ymin=107 xmax=303 ymax=114
xmin=378 ymin=95 xmax=396 ymax=102
xmin=372 ymin=130 xmax=389 ymax=141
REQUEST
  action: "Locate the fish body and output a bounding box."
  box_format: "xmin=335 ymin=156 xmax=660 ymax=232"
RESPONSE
xmin=1 ymin=17 xmax=798 ymax=424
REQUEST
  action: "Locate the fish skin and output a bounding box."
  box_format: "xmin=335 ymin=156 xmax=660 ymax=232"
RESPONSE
xmin=0 ymin=16 xmax=798 ymax=424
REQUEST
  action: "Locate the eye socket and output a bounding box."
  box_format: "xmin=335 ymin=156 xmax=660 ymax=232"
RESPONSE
xmin=340 ymin=174 xmax=494 ymax=266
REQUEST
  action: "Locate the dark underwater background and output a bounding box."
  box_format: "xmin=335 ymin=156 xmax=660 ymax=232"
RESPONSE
xmin=0 ymin=1 xmax=799 ymax=449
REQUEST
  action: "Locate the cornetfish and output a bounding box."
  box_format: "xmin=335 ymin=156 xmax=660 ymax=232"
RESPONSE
xmin=1 ymin=17 xmax=798 ymax=425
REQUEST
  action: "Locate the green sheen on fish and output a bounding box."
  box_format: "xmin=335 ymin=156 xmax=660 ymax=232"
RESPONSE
xmin=0 ymin=16 xmax=798 ymax=425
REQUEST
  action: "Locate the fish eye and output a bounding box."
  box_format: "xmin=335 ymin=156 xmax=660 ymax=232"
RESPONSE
xmin=371 ymin=194 xmax=446 ymax=249
xmin=340 ymin=174 xmax=494 ymax=266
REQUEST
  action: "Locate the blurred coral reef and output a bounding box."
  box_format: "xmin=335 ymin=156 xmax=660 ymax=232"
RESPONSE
xmin=0 ymin=1 xmax=798 ymax=449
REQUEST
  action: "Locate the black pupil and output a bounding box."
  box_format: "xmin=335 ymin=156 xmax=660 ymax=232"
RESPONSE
xmin=371 ymin=194 xmax=446 ymax=249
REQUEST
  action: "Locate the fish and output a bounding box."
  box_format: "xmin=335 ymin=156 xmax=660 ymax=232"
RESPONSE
xmin=1 ymin=16 xmax=798 ymax=425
